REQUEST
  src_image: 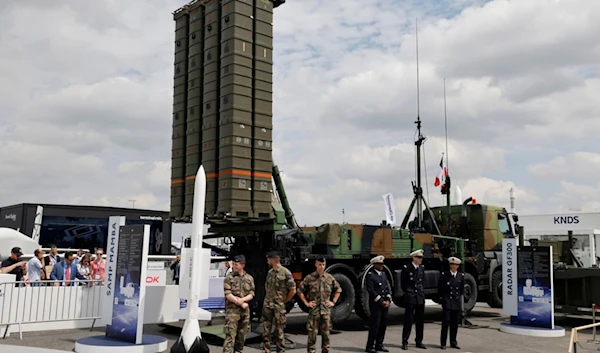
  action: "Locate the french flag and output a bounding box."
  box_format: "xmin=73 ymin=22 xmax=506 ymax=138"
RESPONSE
xmin=434 ymin=156 xmax=447 ymax=187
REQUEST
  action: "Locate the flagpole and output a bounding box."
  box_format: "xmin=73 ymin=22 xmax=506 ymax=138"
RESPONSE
xmin=444 ymin=78 xmax=449 ymax=175
xmin=444 ymin=78 xmax=451 ymax=225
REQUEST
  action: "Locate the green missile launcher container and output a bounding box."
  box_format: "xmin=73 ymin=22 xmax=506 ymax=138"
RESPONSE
xmin=202 ymin=0 xmax=221 ymax=216
xmin=170 ymin=8 xmax=190 ymax=219
xmin=170 ymin=0 xmax=283 ymax=222
xmin=184 ymin=2 xmax=205 ymax=217
xmin=218 ymin=0 xmax=254 ymax=217
xmin=251 ymin=0 xmax=274 ymax=218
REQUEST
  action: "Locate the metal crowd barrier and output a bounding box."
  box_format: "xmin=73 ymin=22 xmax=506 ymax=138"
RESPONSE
xmin=587 ymin=304 xmax=600 ymax=344
xmin=0 ymin=279 xmax=103 ymax=340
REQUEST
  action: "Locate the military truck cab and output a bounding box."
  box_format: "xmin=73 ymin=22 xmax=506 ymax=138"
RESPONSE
xmin=430 ymin=200 xmax=520 ymax=309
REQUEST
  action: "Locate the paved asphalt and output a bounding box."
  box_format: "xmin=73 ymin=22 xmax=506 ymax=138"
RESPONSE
xmin=1 ymin=304 xmax=598 ymax=352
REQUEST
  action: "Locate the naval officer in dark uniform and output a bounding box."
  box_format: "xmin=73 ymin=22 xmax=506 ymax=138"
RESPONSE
xmin=401 ymin=249 xmax=426 ymax=350
xmin=438 ymin=256 xmax=464 ymax=349
xmin=364 ymin=255 xmax=391 ymax=353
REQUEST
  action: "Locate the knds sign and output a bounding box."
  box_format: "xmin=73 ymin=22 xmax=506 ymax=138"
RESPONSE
xmin=553 ymin=216 xmax=579 ymax=224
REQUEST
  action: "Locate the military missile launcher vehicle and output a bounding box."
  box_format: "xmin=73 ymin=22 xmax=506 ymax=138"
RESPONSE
xmin=169 ymin=0 xmax=521 ymax=323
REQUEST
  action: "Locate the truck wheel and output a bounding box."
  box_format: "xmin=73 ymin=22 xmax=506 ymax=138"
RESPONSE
xmin=392 ymin=296 xmax=405 ymax=308
xmin=295 ymin=295 xmax=310 ymax=313
xmin=487 ymin=270 xmax=503 ymax=308
xmin=463 ymin=273 xmax=478 ymax=312
xmin=331 ymin=273 xmax=355 ymax=324
xmin=286 ymin=300 xmax=295 ymax=313
xmin=354 ymin=271 xmax=371 ymax=321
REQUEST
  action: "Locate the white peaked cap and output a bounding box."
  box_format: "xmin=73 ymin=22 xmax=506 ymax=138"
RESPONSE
xmin=410 ymin=249 xmax=424 ymax=257
xmin=370 ymin=255 xmax=385 ymax=264
xmin=448 ymin=257 xmax=461 ymax=265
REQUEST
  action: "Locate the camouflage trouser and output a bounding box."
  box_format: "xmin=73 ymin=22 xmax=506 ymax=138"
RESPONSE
xmin=261 ymin=306 xmax=286 ymax=353
xmin=307 ymin=309 xmax=331 ymax=353
xmin=223 ymin=306 xmax=250 ymax=353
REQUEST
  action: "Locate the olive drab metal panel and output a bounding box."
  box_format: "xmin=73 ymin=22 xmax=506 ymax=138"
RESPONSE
xmin=202 ymin=0 xmax=221 ymax=215
xmin=171 ymin=0 xmax=282 ymax=221
xmin=251 ymin=0 xmax=274 ymax=218
xmin=184 ymin=2 xmax=206 ymax=217
xmin=171 ymin=9 xmax=190 ymax=219
xmin=217 ymin=0 xmax=254 ymax=217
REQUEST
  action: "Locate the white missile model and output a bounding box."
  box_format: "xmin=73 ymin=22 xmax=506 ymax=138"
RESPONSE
xmin=119 ymin=276 xmax=135 ymax=299
xmin=453 ymin=185 xmax=462 ymax=205
xmin=171 ymin=164 xmax=211 ymax=353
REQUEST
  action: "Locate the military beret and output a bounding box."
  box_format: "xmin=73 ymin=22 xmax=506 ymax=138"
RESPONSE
xmin=448 ymin=256 xmax=461 ymax=265
xmin=233 ymin=254 xmax=246 ymax=263
xmin=315 ymin=256 xmax=325 ymax=262
xmin=370 ymin=255 xmax=384 ymax=264
xmin=410 ymin=249 xmax=424 ymax=257
xmin=266 ymin=250 xmax=281 ymax=258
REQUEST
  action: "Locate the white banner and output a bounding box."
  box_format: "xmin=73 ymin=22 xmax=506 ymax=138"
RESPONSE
xmin=102 ymin=215 xmax=125 ymax=326
xmin=137 ymin=224 xmax=150 ymax=344
xmin=382 ymin=193 xmax=397 ymax=225
xmin=31 ymin=205 xmax=43 ymax=243
xmin=178 ymin=247 xmax=194 ymax=302
xmin=502 ymin=238 xmax=518 ymax=316
xmin=147 ymin=262 xmax=165 ymax=270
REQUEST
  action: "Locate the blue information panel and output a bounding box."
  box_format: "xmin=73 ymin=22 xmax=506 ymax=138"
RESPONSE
xmin=510 ymin=246 xmax=554 ymax=329
xmin=105 ymin=224 xmax=149 ymax=344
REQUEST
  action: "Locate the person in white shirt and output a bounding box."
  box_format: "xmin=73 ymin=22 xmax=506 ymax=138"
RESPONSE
xmin=27 ymin=248 xmax=45 ymax=286
xmin=77 ymin=253 xmax=92 ymax=285
xmin=73 ymin=249 xmax=84 ymax=266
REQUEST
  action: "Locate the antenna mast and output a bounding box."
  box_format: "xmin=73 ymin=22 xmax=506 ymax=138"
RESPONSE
xmin=400 ymin=19 xmax=442 ymax=236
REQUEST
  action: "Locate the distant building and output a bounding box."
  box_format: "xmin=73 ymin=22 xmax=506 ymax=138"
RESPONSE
xmin=0 ymin=203 xmax=172 ymax=255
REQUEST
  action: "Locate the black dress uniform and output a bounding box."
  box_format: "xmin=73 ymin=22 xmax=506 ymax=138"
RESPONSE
xmin=401 ymin=261 xmax=426 ymax=349
xmin=364 ymin=256 xmax=391 ymax=353
xmin=438 ymin=269 xmax=464 ymax=349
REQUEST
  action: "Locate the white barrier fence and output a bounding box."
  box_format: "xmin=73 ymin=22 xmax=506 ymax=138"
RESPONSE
xmin=0 ymin=278 xmax=103 ymax=340
xmin=0 ymin=271 xmax=226 ymax=340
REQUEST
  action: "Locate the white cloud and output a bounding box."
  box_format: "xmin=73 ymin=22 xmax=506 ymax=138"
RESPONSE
xmin=528 ymin=152 xmax=600 ymax=181
xmin=0 ymin=0 xmax=599 ymax=234
xmin=549 ymin=181 xmax=600 ymax=213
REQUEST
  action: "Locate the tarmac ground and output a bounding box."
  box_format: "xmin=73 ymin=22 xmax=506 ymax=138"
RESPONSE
xmin=2 ymin=303 xmax=600 ymax=352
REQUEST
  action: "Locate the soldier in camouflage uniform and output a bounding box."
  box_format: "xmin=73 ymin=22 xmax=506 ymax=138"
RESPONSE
xmin=262 ymin=250 xmax=296 ymax=353
xmin=223 ymin=255 xmax=255 ymax=353
xmin=297 ymin=256 xmax=341 ymax=353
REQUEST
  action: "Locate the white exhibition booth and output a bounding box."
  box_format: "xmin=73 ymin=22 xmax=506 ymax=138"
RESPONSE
xmin=0 ymin=272 xmax=225 ymax=338
xmin=518 ymin=212 xmax=600 ymax=267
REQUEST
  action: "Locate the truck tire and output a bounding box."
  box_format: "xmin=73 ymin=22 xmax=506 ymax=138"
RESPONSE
xmin=286 ymin=300 xmax=295 ymax=313
xmin=331 ymin=273 xmax=355 ymax=324
xmin=487 ymin=270 xmax=503 ymax=308
xmin=355 ymin=265 xmax=396 ymax=321
xmin=463 ymin=273 xmax=478 ymax=312
xmin=354 ymin=270 xmax=371 ymax=321
xmin=295 ymin=295 xmax=310 ymax=313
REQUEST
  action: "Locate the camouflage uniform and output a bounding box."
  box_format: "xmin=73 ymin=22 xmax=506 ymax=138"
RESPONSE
xmin=297 ymin=271 xmax=342 ymax=353
xmin=262 ymin=265 xmax=295 ymax=353
xmin=223 ymin=270 xmax=255 ymax=353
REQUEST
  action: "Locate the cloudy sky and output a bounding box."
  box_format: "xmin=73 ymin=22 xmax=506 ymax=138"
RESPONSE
xmin=0 ymin=0 xmax=598 ymax=227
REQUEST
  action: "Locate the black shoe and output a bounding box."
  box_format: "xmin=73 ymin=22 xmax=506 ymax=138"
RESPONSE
xmin=416 ymin=343 xmax=427 ymax=349
xmin=441 ymin=346 xmax=446 ymax=350
xmin=401 ymin=343 xmax=408 ymax=350
xmin=451 ymin=344 xmax=460 ymax=349
xmin=375 ymin=347 xmax=389 ymax=352
xmin=365 ymin=348 xmax=376 ymax=353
